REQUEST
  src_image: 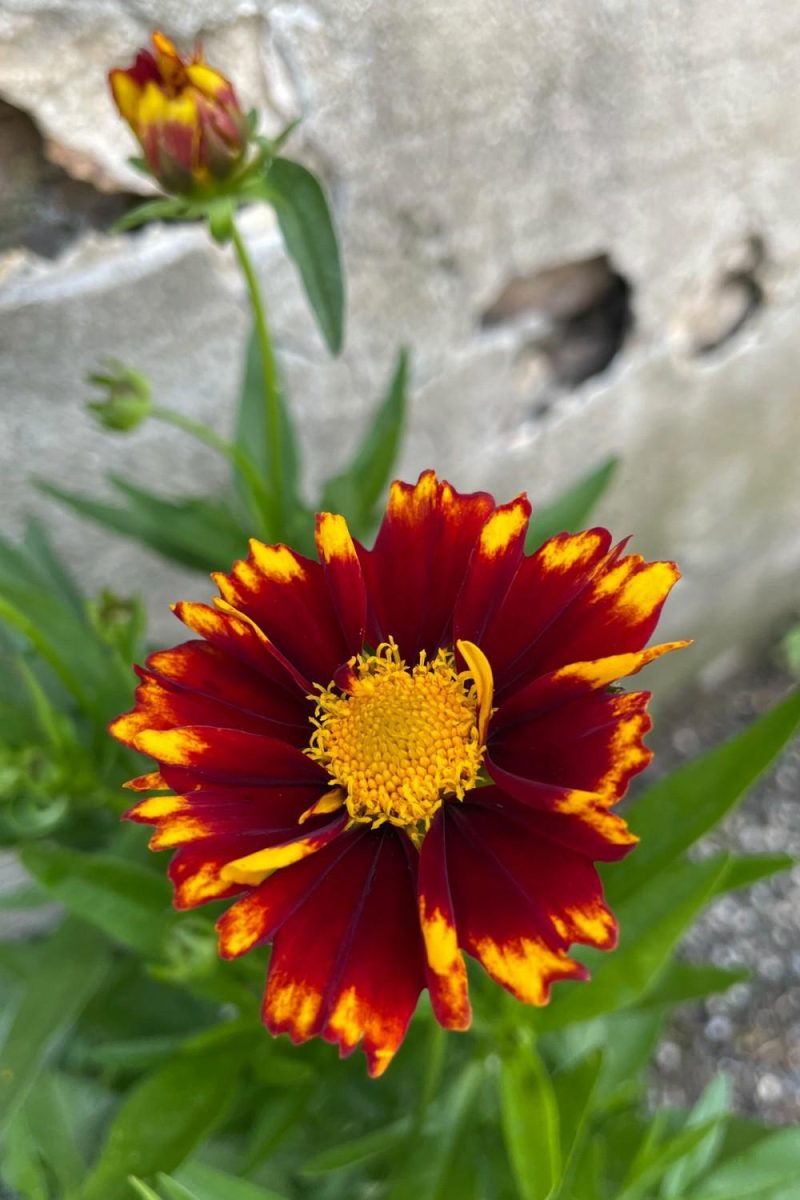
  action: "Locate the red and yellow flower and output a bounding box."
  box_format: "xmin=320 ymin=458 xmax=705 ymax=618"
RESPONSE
xmin=109 ymin=31 xmax=249 ymax=192
xmin=111 ymin=473 xmax=687 ymax=1076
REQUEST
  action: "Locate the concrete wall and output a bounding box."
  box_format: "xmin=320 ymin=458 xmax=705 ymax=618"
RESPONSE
xmin=1 ymin=1 xmax=799 ymax=688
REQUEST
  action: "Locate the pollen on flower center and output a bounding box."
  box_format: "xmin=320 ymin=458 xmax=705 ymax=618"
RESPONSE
xmin=306 ymin=640 xmax=492 ymax=834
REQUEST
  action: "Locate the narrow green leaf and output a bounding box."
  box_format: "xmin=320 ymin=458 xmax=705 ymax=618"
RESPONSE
xmin=608 ymin=690 xmax=800 ymax=906
xmin=526 ymin=457 xmax=618 ymax=549
xmin=683 ymin=1126 xmax=800 ymax=1198
xmin=128 ymin=1179 xmax=165 ymax=1200
xmin=21 ymin=843 xmax=173 ymax=959
xmin=719 ymin=853 xmax=794 ymax=893
xmin=20 ymin=1070 xmax=88 ymax=1195
xmin=499 ymin=1043 xmax=561 ymax=1200
xmin=320 ymin=348 xmax=409 ymax=537
xmin=175 ymin=1161 xmax=290 ymax=1200
xmin=114 ymin=198 xmax=186 ymax=232
xmin=302 ymin=1118 xmax=411 ymax=1176
xmin=618 ymin=1119 xmax=722 ymax=1200
xmin=265 ymin=156 xmax=345 ymax=354
xmin=232 ymin=326 xmax=300 ymax=536
xmin=0 ymin=918 xmax=111 ymax=1126
xmin=37 ymin=478 xmax=246 ymax=573
xmin=662 ymin=1074 xmax=732 ymax=1197
xmin=552 ymin=1050 xmax=603 ymax=1186
xmin=428 ymin=1062 xmax=484 ymax=1200
xmin=637 ymin=962 xmax=749 ymax=1012
xmin=79 ymin=1046 xmax=245 ymax=1200
xmin=23 ymin=519 xmax=87 ymax=619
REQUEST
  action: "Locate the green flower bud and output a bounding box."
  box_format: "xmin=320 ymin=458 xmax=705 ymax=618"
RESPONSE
xmin=87 ymin=360 xmax=152 ymax=432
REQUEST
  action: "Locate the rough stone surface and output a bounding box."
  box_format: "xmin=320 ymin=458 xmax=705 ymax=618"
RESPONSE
xmin=0 ymin=1 xmax=799 ymax=666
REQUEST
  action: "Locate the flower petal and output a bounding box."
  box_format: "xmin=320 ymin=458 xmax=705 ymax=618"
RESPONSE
xmin=490 ymin=689 xmax=654 ymax=803
xmin=174 ymin=600 xmax=305 ymax=695
xmin=442 ymin=804 xmax=587 ymax=1005
xmin=418 ymin=813 xmax=471 ymax=1030
xmin=132 ymin=727 xmax=326 ymax=790
xmin=358 ymin=471 xmax=495 ymax=659
xmin=452 ymin=799 xmax=617 ymax=952
xmin=315 ymin=513 xmax=367 ymax=656
xmin=219 ymin=813 xmax=348 ymax=885
xmin=454 ymin=494 xmax=531 ymax=645
xmin=492 ymin=642 xmax=690 ymax=731
xmin=480 ymin=529 xmax=615 ymax=698
xmin=262 ymin=828 xmax=426 ymax=1076
xmin=214 ymin=540 xmax=349 ymax=688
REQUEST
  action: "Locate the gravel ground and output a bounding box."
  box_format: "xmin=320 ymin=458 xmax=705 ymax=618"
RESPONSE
xmin=647 ymin=653 xmax=800 ymax=1124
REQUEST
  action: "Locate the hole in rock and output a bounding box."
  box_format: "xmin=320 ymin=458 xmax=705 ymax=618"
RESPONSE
xmin=482 ymin=253 xmax=633 ymax=415
xmin=677 ymin=235 xmax=765 ymax=357
xmin=0 ymin=98 xmax=141 ymax=259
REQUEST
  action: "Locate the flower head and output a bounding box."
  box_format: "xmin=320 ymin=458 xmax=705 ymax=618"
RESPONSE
xmin=109 ymin=31 xmax=249 ymax=192
xmin=111 ymin=473 xmax=687 ymax=1076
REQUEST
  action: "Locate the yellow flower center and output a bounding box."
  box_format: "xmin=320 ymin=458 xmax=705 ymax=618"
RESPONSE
xmin=306 ymin=639 xmax=493 ymax=836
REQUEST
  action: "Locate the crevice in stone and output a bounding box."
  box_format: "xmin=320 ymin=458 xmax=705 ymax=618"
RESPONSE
xmin=481 ymin=253 xmax=633 ymax=416
xmin=0 ymin=98 xmax=141 ymax=260
xmin=677 ymin=235 xmax=765 ymax=357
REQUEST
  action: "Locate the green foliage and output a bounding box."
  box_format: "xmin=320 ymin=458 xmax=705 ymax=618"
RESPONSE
xmin=261 ymin=157 xmax=345 ymax=356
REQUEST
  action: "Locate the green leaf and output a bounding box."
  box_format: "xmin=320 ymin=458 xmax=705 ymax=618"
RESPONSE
xmin=427 ymin=1062 xmax=484 ymax=1200
xmin=175 ymin=1161 xmax=290 ymax=1200
xmin=608 ymin=690 xmax=800 ymax=906
xmin=552 ymin=1050 xmax=603 ymax=1189
xmin=79 ymin=1045 xmax=246 ymax=1200
xmin=526 ymin=457 xmax=618 ymax=550
xmin=23 ymin=519 xmax=87 ymax=620
xmin=618 ymin=1119 xmax=722 ymax=1200
xmin=499 ymin=1042 xmax=561 ymax=1200
xmin=320 ymin=348 xmax=409 ymax=537
xmin=232 ymin=326 xmax=301 ymax=542
xmin=20 ymin=1071 xmax=87 ymax=1195
xmin=0 ymin=918 xmax=111 ymax=1127
xmin=719 ymin=853 xmax=794 ymax=893
xmin=114 ymin=198 xmax=187 ymax=232
xmin=20 ymin=843 xmax=173 ymax=959
xmin=686 ymin=1127 xmax=800 ymax=1198
xmin=637 ymin=962 xmax=749 ymax=1012
xmin=38 ymin=478 xmax=247 ymax=573
xmin=264 ymin=156 xmax=345 ymax=354
xmin=301 ymin=1118 xmax=411 ymax=1176
xmin=128 ymin=1179 xmax=166 ymax=1200
xmin=662 ymin=1074 xmax=732 ymax=1197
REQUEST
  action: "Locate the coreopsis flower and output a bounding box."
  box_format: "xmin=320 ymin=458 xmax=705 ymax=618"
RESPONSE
xmin=111 ymin=472 xmax=686 ymax=1076
xmin=109 ymin=31 xmax=249 ymax=192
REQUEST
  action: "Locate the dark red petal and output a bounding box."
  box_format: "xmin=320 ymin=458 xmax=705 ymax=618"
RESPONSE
xmin=174 ymin=601 xmax=305 ymax=696
xmin=480 ymin=768 xmax=636 ymax=862
xmin=262 ymin=828 xmax=426 ymax=1077
xmin=442 ymin=804 xmax=587 ymax=1005
xmin=168 ymin=838 xmax=249 ymax=909
xmin=417 ymin=813 xmax=471 ymax=1030
xmin=490 ymin=689 xmax=653 ymax=802
xmin=111 ymin=669 xmax=306 ymax=751
xmin=217 ymin=831 xmax=360 ymax=958
xmin=358 ymin=471 xmax=495 ymax=659
xmin=530 ymin=554 xmax=682 ymax=676
xmin=131 ymin=726 xmax=327 ymax=789
xmin=315 ymin=513 xmax=367 ymax=657
xmin=480 ymin=529 xmax=615 ymax=698
xmin=451 ymin=799 xmax=617 ymax=952
xmin=492 ymin=643 xmax=688 ymax=732
xmin=124 ymin=784 xmax=330 ymax=849
xmin=214 ymin=541 xmax=349 ymax=688
xmin=454 ymin=495 xmax=531 ymax=646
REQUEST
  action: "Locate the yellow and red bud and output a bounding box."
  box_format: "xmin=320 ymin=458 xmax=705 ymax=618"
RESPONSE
xmin=109 ymin=31 xmax=249 ymax=193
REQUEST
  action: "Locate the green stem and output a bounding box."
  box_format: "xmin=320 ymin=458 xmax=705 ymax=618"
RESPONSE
xmin=229 ymin=220 xmax=284 ymax=534
xmin=150 ymin=405 xmax=274 ymax=536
